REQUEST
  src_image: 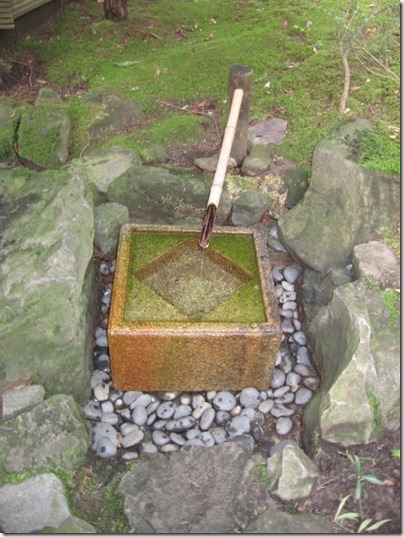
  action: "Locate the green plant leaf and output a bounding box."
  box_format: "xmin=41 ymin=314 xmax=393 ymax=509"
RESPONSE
xmin=362 ymin=475 xmax=383 ymax=485
xmin=337 ymin=512 xmax=360 ymax=521
xmin=358 ymin=518 xmax=373 ymax=533
xmin=334 ymin=494 xmax=351 ymax=520
xmin=364 ymin=519 xmax=392 ymax=532
xmin=391 ymin=449 xmax=400 ymax=458
xmin=355 ymin=480 xmax=362 ymax=501
xmin=354 ymin=454 xmax=361 ymax=474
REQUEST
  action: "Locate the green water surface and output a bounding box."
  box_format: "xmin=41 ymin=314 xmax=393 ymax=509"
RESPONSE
xmin=124 ymin=232 xmax=266 ymax=323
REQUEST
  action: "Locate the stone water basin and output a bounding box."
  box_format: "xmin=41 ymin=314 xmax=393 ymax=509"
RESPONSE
xmin=108 ymin=224 xmax=281 ymax=392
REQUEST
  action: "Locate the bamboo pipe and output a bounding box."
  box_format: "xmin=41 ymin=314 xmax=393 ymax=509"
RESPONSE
xmin=199 ymin=87 xmax=244 ymax=249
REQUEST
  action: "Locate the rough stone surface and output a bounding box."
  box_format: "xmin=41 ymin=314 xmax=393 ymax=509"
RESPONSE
xmin=231 ymin=190 xmax=273 ymax=226
xmin=0 ymin=394 xmax=90 ymax=473
xmin=243 ymin=509 xmax=331 ymax=533
xmin=194 ymin=154 xmax=237 ymax=172
xmin=267 ymin=444 xmax=319 ymax=501
xmin=18 ymin=90 xmax=70 ymax=170
xmin=277 ymin=120 xmax=400 ymax=272
xmin=1 ymin=385 xmax=45 ymax=421
xmin=107 ymin=164 xmax=231 ymax=224
xmin=0 ymin=473 xmax=71 ymax=533
xmin=82 ymin=90 xmax=142 ymax=141
xmin=304 ymin=278 xmax=400 ymax=452
xmin=55 ymin=515 xmax=97 ymax=533
xmin=241 ymin=143 xmax=274 ymax=176
xmin=0 ymin=167 xmax=99 ymax=401
xmin=66 ymin=145 xmax=141 ymax=194
xmin=118 ymin=443 xmax=269 ymax=533
xmin=248 ymin=119 xmax=288 ymax=145
xmin=352 ymin=241 xmax=400 ymax=289
xmin=93 ymin=202 xmax=129 ymax=256
xmin=283 ymin=168 xmax=310 ymax=208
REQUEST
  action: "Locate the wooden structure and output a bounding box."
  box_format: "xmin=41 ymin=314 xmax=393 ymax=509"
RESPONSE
xmin=1 ymin=0 xmax=59 ymax=30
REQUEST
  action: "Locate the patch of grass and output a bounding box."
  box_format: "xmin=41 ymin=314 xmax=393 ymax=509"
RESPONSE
xmin=381 ymin=289 xmax=400 ymax=324
xmin=359 ymin=129 xmax=400 ymax=176
xmin=5 ymin=0 xmax=397 ymax=171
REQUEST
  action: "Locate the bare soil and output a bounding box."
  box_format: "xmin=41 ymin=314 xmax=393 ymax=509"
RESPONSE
xmin=1 ymin=24 xmax=400 ymax=535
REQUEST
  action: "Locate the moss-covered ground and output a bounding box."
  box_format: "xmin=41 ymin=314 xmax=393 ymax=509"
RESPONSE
xmin=2 ymin=0 xmax=399 ymax=173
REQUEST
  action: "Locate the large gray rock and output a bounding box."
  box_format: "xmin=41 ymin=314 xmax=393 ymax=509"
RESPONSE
xmin=93 ymin=202 xmax=129 ymax=256
xmin=277 ymin=121 xmax=400 ymax=272
xmin=304 ymin=278 xmax=400 ymax=452
xmin=353 ymin=240 xmax=400 ymax=289
xmin=266 ymin=444 xmax=319 ymax=501
xmin=1 ymin=385 xmax=45 ymax=421
xmin=82 ymin=90 xmax=142 ymax=141
xmin=0 ymin=168 xmax=99 ymax=401
xmin=241 ymin=143 xmax=274 ymax=176
xmin=66 ymin=145 xmax=141 ymax=194
xmin=107 ymin=165 xmax=232 ymax=224
xmin=243 ymin=509 xmax=331 ymax=533
xmin=118 ymin=443 xmax=270 ymax=533
xmin=0 ymin=473 xmax=96 ymax=533
xmin=231 ymin=190 xmax=273 ymax=226
xmin=0 ymin=394 xmax=90 ymax=473
xmin=17 ymin=90 xmax=70 ymax=170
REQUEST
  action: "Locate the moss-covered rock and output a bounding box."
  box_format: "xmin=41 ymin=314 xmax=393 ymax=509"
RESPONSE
xmin=304 ymin=276 xmax=400 ymax=452
xmin=278 ymin=121 xmax=400 ymax=272
xmin=0 ymin=167 xmax=99 ymax=401
xmin=107 ymin=164 xmax=231 ymax=224
xmin=17 ymin=90 xmax=71 ymax=170
xmin=0 ymin=395 xmax=90 ymax=473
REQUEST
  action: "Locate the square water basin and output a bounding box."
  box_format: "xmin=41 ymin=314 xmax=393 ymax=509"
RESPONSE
xmin=108 ymin=224 xmax=281 ymax=391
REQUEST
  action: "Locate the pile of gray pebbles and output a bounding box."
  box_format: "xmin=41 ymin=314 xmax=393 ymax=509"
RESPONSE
xmin=83 ymin=258 xmax=320 ymax=460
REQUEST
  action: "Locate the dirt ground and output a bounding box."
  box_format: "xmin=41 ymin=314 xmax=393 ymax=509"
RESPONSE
xmin=1 ymin=30 xmax=401 ymax=535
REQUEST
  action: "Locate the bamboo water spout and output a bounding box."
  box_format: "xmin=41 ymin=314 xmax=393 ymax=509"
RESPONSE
xmin=199 ymin=87 xmax=244 ymax=249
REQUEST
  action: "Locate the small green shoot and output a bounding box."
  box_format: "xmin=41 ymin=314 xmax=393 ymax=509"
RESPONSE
xmin=333 ymin=452 xmax=391 ymax=533
xmin=391 ymin=448 xmax=400 ymax=458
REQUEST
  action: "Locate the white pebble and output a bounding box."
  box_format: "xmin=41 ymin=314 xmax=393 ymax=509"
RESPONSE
xmin=213 ymin=391 xmax=237 ymax=412
xmin=132 ymin=405 xmax=148 ymax=426
xmin=193 ymin=401 xmax=212 ymax=420
xmin=156 ymin=401 xmax=176 ymax=419
xmin=152 ymin=430 xmax=171 ymax=446
xmin=276 ymin=417 xmax=293 ymax=435
xmin=121 ymin=430 xmax=144 ymax=448
xmin=94 ymin=382 xmax=110 ymax=402
xmin=239 ymin=387 xmax=261 ymax=408
xmin=200 ymin=407 xmax=216 ymax=430
xmin=258 ymin=399 xmax=274 ymax=414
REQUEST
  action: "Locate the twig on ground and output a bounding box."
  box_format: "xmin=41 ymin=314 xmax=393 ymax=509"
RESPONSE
xmin=158 ymin=99 xmax=221 ymax=140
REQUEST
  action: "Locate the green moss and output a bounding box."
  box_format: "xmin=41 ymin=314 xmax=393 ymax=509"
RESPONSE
xmin=367 ymin=389 xmax=383 ymax=436
xmin=125 ymin=231 xmax=266 ymax=323
xmin=359 ymin=129 xmax=400 ymax=176
xmin=253 ymin=459 xmax=270 ymax=486
xmin=382 ymin=289 xmax=400 ymax=325
xmin=3 ymin=0 xmax=398 ymax=173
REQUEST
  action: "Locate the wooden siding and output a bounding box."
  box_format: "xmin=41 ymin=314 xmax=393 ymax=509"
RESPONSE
xmin=0 ymin=0 xmax=53 ymax=29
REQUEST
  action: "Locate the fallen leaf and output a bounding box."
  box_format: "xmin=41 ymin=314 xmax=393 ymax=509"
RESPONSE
xmin=36 ymin=78 xmax=47 ymax=84
xmin=351 ymin=85 xmax=362 ymax=91
xmin=209 ymin=18 xmax=217 ymax=24
xmin=312 ymin=46 xmax=318 ymax=53
xmin=204 ymin=33 xmax=214 ymax=40
xmin=306 ymin=20 xmax=312 ymax=28
xmin=114 ymin=60 xmax=142 ymax=67
xmin=155 ymin=67 xmax=160 ymax=78
xmin=283 ymin=87 xmax=293 ymax=94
